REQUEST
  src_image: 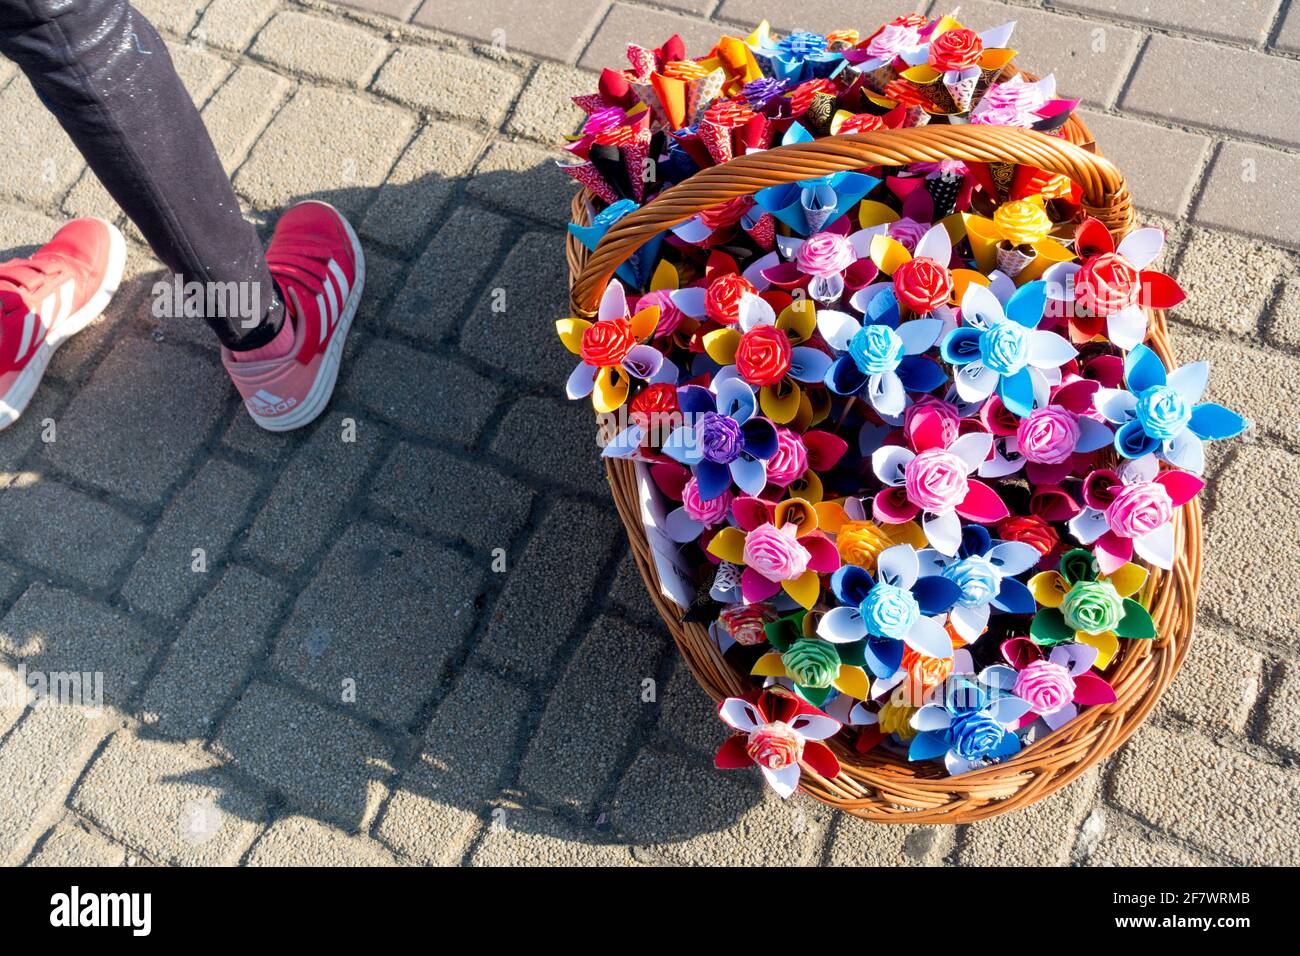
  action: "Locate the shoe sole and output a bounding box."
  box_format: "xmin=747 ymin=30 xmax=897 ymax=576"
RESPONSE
xmin=245 ymin=201 xmax=365 ymax=433
xmin=0 ymin=219 xmax=126 ymax=431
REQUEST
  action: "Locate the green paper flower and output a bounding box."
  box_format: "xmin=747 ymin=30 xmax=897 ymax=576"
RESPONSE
xmin=1060 ymin=580 xmax=1125 ymax=635
xmin=781 ymin=638 xmax=842 ymax=689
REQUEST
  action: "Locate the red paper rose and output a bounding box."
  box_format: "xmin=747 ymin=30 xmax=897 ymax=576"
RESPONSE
xmin=893 ymin=257 xmax=952 ymax=312
xmin=580 ymin=318 xmax=634 ymax=367
xmin=629 ymin=382 xmax=679 ymax=438
xmin=705 ymin=273 xmax=757 ymax=325
xmin=745 ymin=723 xmax=804 ymax=770
xmin=735 ymin=325 xmax=792 ymax=387
xmin=997 ymin=514 xmax=1060 ymax=557
xmin=1075 ymin=252 xmax=1141 ymax=316
xmin=928 ymin=28 xmax=984 ymax=71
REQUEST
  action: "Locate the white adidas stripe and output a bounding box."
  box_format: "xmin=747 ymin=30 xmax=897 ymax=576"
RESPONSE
xmin=315 ymin=293 xmax=329 ymax=344
xmin=327 ymin=260 xmax=349 ymax=314
xmin=16 ymin=311 xmax=35 ymax=361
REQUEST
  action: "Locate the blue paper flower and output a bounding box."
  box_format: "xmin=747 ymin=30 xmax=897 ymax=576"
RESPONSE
xmin=940 ymin=280 xmax=1077 ymax=417
xmin=1093 ymin=344 xmax=1247 ymax=473
xmin=662 ymin=378 xmax=778 ymax=500
xmin=917 ymin=526 xmax=1040 ymax=643
xmin=749 ymin=24 xmax=845 ymax=82
xmin=816 ymin=544 xmax=962 ymax=679
xmin=907 ymin=665 xmax=1032 ymax=775
xmin=567 ymin=199 xmax=663 ymax=289
xmin=753 ymin=124 xmax=879 ymax=235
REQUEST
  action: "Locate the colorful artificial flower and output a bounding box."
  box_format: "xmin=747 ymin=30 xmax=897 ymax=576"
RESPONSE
xmin=978 ymin=377 xmax=1114 ymax=483
xmin=1001 ymin=639 xmax=1117 ymax=730
xmin=558 ymin=281 xmax=674 ymax=413
xmin=662 ymin=378 xmax=778 ymax=499
xmin=871 ymin=431 xmax=1011 ymax=554
xmin=816 ymin=543 xmax=962 ymax=678
xmin=940 ymin=278 xmax=1077 ymax=417
xmin=1094 ymin=343 xmax=1247 ymax=473
xmin=917 ymin=525 xmax=1040 ymax=643
xmin=715 ymin=689 xmax=841 ymax=797
xmin=752 ymin=608 xmax=872 ymax=704
xmin=867 ymin=222 xmax=956 ymax=315
xmin=759 ymin=222 xmax=879 ymax=304
xmin=961 ymin=198 xmax=1074 ymax=280
xmin=753 ymin=124 xmax=880 ymax=235
xmin=891 ymin=18 xmax=1017 ymax=115
xmin=1028 ymin=548 xmax=1154 ymax=668
xmin=718 ymin=602 xmax=778 ymax=646
xmin=906 ymin=664 xmax=1032 ymax=775
xmin=706 ymin=496 xmax=840 ymax=607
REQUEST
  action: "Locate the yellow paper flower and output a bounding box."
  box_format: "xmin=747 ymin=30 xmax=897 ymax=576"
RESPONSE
xmin=994 ymin=199 xmax=1052 ymax=245
xmin=834 ymin=519 xmax=928 ymax=572
xmin=878 ymin=701 xmax=917 ymax=740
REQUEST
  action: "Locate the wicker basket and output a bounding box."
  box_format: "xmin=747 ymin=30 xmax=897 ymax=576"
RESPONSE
xmin=564 ymin=100 xmax=1201 ymax=823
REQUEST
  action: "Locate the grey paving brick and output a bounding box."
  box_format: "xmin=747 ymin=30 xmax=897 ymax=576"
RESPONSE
xmin=609 ymin=746 xmax=832 ymax=865
xmin=246 ymin=815 xmax=397 ymax=865
xmin=0 ymin=559 xmax=27 ymax=613
xmin=0 ymin=81 xmax=84 ymax=206
xmin=1111 ymin=724 xmax=1300 ymax=864
xmin=343 ymin=339 xmax=502 ymax=442
xmin=221 ymin=410 xmax=298 ymax=462
xmin=336 ymin=0 xmax=423 ymax=20
xmin=581 ymin=4 xmax=725 ymax=71
xmin=1161 ymin=619 xmax=1264 ymax=733
xmin=470 ymin=803 xmax=638 ymax=865
xmin=460 ymin=231 xmax=575 ymax=385
xmin=28 ymin=816 xmax=128 ymax=867
xmin=1078 ymin=111 xmax=1209 ymax=218
xmin=0 ymin=704 xmax=109 ymax=865
xmin=413 ymin=0 xmax=606 ymax=63
xmin=1055 ymin=0 xmax=1280 ymax=45
xmin=138 ymin=566 xmax=287 ymax=740
xmin=508 ymin=63 xmax=595 ymax=143
xmin=489 ymin=396 xmax=610 ymax=495
xmin=1260 ymin=661 xmax=1300 ymax=755
xmin=133 ymin=0 xmax=205 ymax=37
xmin=243 ymin=410 xmax=380 ymax=572
xmin=40 ymin=337 xmax=227 ymax=503
xmin=166 ymin=41 xmax=232 ymax=106
xmin=121 ymin=459 xmax=261 ymax=617
xmin=608 ymin=549 xmax=658 ymax=621
xmin=1172 ymin=228 xmax=1293 ymax=336
xmin=961 ymin=770 xmax=1099 ymax=865
xmin=71 ymin=732 xmax=263 ymax=865
xmin=466 ymin=140 xmax=575 ymax=226
xmin=213 ymin=680 xmax=396 ymax=829
xmin=827 ymin=814 xmax=956 ymax=866
xmin=0 ymin=479 xmax=145 ymax=589
xmin=930 ymin=0 xmax=1142 ymax=107
xmin=47 ymin=258 xmax=162 ymax=383
xmin=201 ymin=64 xmax=291 ymax=171
xmin=473 ymin=500 xmax=622 ymax=678
xmin=252 ymin=12 xmax=390 ymax=86
xmin=0 ymin=583 xmax=163 ymax=709
xmin=0 ymin=658 xmax=29 ymax=739
xmin=372 ymin=46 xmax=522 ymax=126
xmin=1202 ymin=446 xmax=1300 ymax=648
xmin=0 ymin=204 xmax=62 ymax=258
xmin=359 ymin=122 xmax=485 ymax=249
xmin=386 ymin=204 xmax=512 ymax=343
xmin=272 ymin=521 xmax=482 ymax=725
xmin=195 ymin=0 xmax=281 ymax=52
xmin=1124 ymin=35 xmax=1300 ymax=147
xmin=234 ymin=88 xmax=415 ymax=219
xmin=60 ymin=169 xmax=124 ymax=226
xmin=1173 ymin=329 xmax=1300 ymax=447
xmin=1084 ymin=825 xmax=1215 ymax=867
xmin=517 ymin=615 xmax=664 ymax=812
xmin=716 ymin=0 xmax=919 ymax=34
xmin=1268 ymin=278 xmax=1300 ymax=350
xmin=1194 ymin=141 xmax=1300 ymax=248
xmin=368 ymin=441 xmax=533 ymax=549
xmin=1278 ymin=1 xmax=1300 ymax=54
xmin=374 ymin=667 xmax=531 ymax=864
xmin=657 ymin=661 xmax=721 ymax=756
xmin=0 ymin=382 xmax=65 ymax=491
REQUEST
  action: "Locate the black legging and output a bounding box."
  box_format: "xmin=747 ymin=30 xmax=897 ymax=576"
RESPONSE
xmin=0 ymin=0 xmax=282 ymax=349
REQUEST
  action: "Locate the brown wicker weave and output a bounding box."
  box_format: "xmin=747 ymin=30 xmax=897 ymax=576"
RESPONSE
xmin=564 ymin=107 xmax=1200 ymax=822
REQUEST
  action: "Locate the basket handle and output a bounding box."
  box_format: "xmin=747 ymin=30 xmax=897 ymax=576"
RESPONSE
xmin=572 ymin=125 xmax=1133 ymax=314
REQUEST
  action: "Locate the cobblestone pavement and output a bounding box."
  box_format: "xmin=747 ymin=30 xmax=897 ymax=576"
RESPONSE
xmin=0 ymin=0 xmax=1297 ymax=867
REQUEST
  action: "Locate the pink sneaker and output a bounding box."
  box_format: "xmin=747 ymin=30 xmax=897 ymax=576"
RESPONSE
xmin=222 ymin=200 xmax=365 ymax=432
xmin=0 ymin=218 xmax=126 ymax=429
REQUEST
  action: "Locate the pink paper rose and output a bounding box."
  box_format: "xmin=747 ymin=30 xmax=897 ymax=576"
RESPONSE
xmin=905 ymin=448 xmax=969 ymax=512
xmin=795 ymin=232 xmax=855 ymax=278
xmin=766 ymin=428 xmax=809 ymax=487
xmin=743 ymin=523 xmax=811 ymax=582
xmin=635 ymin=289 xmax=687 ymax=337
xmin=867 ymin=22 xmax=922 ymax=60
xmin=1016 ymin=406 xmax=1080 ymax=464
xmin=888 ymin=218 xmax=929 ymax=253
xmin=905 ymin=396 xmax=960 ymax=449
xmin=1013 ymin=660 xmax=1075 ymax=716
xmin=1104 ymin=481 xmax=1173 ymax=539
xmin=682 ymin=478 xmax=732 ymax=526
xmin=745 ymin=721 xmax=804 ymax=769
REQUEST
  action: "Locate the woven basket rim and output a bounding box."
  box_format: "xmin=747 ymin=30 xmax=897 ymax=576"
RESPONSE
xmin=562 ymin=78 xmax=1201 ymax=823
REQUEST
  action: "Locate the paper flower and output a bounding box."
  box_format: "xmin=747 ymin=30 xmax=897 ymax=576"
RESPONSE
xmin=715 ymin=689 xmax=841 ymax=798
xmin=978 ymin=377 xmax=1114 ymax=483
xmin=558 ymin=281 xmax=675 ymax=414
xmin=1028 ymin=548 xmax=1154 ymax=668
xmin=818 ymin=283 xmax=946 ymax=419
xmin=867 ymin=223 xmax=956 ymax=316
xmin=746 ymin=23 xmax=844 ymax=83
xmin=662 ymin=378 xmax=778 ymax=499
xmin=1044 ymin=218 xmax=1184 ymax=349
xmin=871 ymin=431 xmax=1011 ymax=555
xmin=969 ymin=73 xmax=1077 ymax=130
xmin=916 ymin=525 xmax=1039 ymax=643
xmin=816 ymin=543 xmax=961 ymax=680
xmin=1067 ymin=455 xmax=1204 ymax=573
xmin=961 ymin=200 xmax=1075 ymax=281
xmin=887 ymin=18 xmax=1016 ymax=116
xmin=566 ymin=199 xmax=665 ymax=287
xmin=760 ymin=222 xmax=879 ymax=305
xmin=940 ymin=278 xmax=1077 ymax=417
xmin=707 ymin=496 xmax=840 ymax=608
xmin=753 ymin=124 xmax=880 ymax=235
xmin=906 ymin=665 xmax=1032 ymax=775
xmin=1001 ymin=639 xmax=1116 ymax=730
xmin=700 ymin=296 xmax=832 ymax=424
xmin=752 ymin=608 xmax=872 ymax=705
xmin=1094 ymin=344 xmax=1247 ymax=474
xmin=718 ymin=602 xmax=778 ymax=646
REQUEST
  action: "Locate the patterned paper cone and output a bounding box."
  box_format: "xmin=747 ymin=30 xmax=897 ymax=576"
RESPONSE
xmin=628 ymin=79 xmax=672 ymax=131
xmin=745 ymin=211 xmax=776 ymax=250
xmin=572 ymin=93 xmax=608 ymax=113
xmin=802 ymin=186 xmax=836 ymax=234
xmin=944 ymin=69 xmax=979 ymax=114
xmin=901 ymin=105 xmax=931 ymax=128
xmin=689 ymin=69 xmax=727 ymax=126
xmin=622 ymin=136 xmax=650 ymax=203
xmin=697 ymin=117 xmax=734 ymax=165
xmin=996 ymin=240 xmax=1037 ymax=278
xmin=864 ymin=62 xmax=899 ymax=94
xmin=710 ymin=561 xmax=743 ymax=603
xmin=910 ymin=78 xmax=957 ymax=114
xmin=926 ymin=171 xmax=962 ymax=219
xmin=988 ymin=160 xmax=1017 ymax=203
xmin=626 ymin=44 xmax=656 ymax=82
xmin=558 ymin=161 xmax=620 ymax=204
xmin=803 ymin=92 xmax=837 ymax=135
